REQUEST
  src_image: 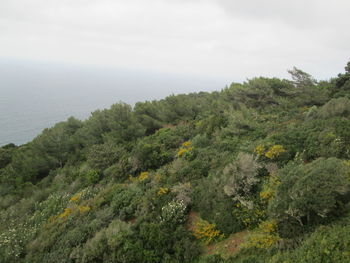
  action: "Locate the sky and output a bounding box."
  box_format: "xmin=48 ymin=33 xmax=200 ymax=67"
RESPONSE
xmin=0 ymin=0 xmax=349 ymax=82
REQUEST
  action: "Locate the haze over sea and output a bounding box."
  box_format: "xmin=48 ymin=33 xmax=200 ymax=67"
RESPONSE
xmin=0 ymin=59 xmax=225 ymax=146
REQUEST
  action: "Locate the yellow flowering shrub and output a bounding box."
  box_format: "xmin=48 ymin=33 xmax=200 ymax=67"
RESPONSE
xmin=260 ymin=173 xmax=281 ymax=202
xmin=260 ymin=220 xmax=278 ymax=233
xmin=233 ymin=203 xmax=266 ymax=228
xmin=55 ymin=205 xmax=91 ymax=221
xmin=69 ymin=188 xmax=95 ymax=203
xmin=182 ymin=141 xmax=192 ymax=148
xmin=129 ymin=171 xmax=150 ymax=182
xmin=157 ymin=187 xmax=169 ymax=196
xmin=70 ymin=193 xmax=82 ymax=203
xmin=176 ymin=141 xmax=193 ymax=158
xmin=260 ymin=189 xmax=274 ymax=201
xmin=78 ymin=206 xmax=91 ymax=214
xmin=138 ymin=172 xmax=149 ymax=181
xmin=58 ymin=208 xmax=72 ymax=219
xmin=254 ymin=145 xmax=265 ymax=156
xmin=193 ymin=219 xmax=224 ymax=244
xmin=265 ymin=145 xmax=286 ymax=159
xmin=177 ymin=148 xmax=189 ymax=157
xmin=242 ymin=220 xmax=280 ymax=249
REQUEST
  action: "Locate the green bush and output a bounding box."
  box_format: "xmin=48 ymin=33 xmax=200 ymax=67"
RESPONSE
xmin=269 ymin=158 xmax=350 ymax=238
xmin=87 ymin=143 xmax=124 ymax=170
xmin=270 ymin=222 xmax=350 ymax=263
xmin=109 ymin=184 xmax=143 ymax=220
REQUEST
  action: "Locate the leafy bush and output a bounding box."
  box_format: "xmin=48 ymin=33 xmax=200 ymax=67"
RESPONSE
xmin=87 ymin=143 xmax=124 ymax=170
xmin=269 ymin=158 xmax=350 ymax=238
xmin=109 ymin=184 xmax=143 ymax=220
xmin=270 ymin=222 xmax=350 ymax=263
xmin=193 ymin=177 xmax=244 ymax=234
xmin=192 ymin=218 xmax=224 ymax=244
xmin=223 ymin=153 xmax=260 ymax=209
xmin=315 ymin=97 xmax=350 ymax=119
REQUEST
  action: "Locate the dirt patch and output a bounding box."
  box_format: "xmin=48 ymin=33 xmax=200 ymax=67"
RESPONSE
xmin=186 ymin=211 xmax=249 ymax=258
xmin=186 ymin=211 xmax=199 ymax=232
xmin=222 ymin=231 xmax=247 ymax=255
xmin=126 ymin=217 xmax=136 ymax=224
xmin=205 ymin=230 xmax=249 ymax=258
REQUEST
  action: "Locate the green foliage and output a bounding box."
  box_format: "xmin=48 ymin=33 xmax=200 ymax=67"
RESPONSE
xmin=270 ymin=222 xmax=350 ymax=263
xmin=331 ymin=61 xmax=350 ymax=98
xmin=226 ymin=247 xmax=272 ymax=263
xmin=270 ymin=118 xmax=350 ymax=161
xmin=131 ymin=127 xmax=186 ymax=172
xmin=87 ymin=143 xmax=124 ymax=171
xmin=107 ymin=184 xmax=143 ymax=220
xmin=196 ymin=112 xmax=228 ymax=135
xmin=75 ymin=219 xmax=132 ymax=263
xmin=0 ymin=144 xmax=16 ymax=169
xmin=314 ymin=97 xmax=350 ymax=119
xmin=134 ymin=100 xmax=164 ymax=135
xmin=133 ymin=140 xmax=172 ymax=171
xmin=269 ymin=158 xmax=350 ymax=238
xmin=85 ymin=170 xmax=100 ymax=185
xmin=194 ymin=177 xmax=244 ymax=235
xmin=103 ymin=102 xmax=145 ymax=143
xmin=223 ymin=153 xmax=260 ymax=209
xmin=226 ymin=78 xmax=293 ymax=108
xmin=196 ymin=254 xmax=225 ymax=263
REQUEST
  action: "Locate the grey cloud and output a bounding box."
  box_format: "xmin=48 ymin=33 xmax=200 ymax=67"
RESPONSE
xmin=215 ymin=0 xmax=349 ymax=28
xmin=0 ymin=0 xmax=348 ymax=81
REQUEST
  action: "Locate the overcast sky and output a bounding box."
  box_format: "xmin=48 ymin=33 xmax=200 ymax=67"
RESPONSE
xmin=0 ymin=0 xmax=349 ymax=81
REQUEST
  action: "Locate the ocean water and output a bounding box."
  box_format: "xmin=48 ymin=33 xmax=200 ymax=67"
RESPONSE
xmin=0 ymin=60 xmax=225 ymax=146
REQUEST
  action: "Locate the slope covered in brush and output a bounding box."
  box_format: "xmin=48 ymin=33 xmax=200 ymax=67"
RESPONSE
xmin=1 ymin=62 xmax=350 ymax=263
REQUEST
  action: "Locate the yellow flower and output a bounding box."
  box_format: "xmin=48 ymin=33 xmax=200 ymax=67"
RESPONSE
xmin=70 ymin=192 xmax=82 ymax=202
xmin=177 ymin=141 xmax=194 ymax=158
xmin=242 ymin=220 xmax=280 ymax=249
xmin=177 ymin=148 xmax=188 ymax=157
xmin=193 ymin=219 xmax=224 ymax=244
xmin=129 ymin=172 xmax=150 ymax=182
xmin=265 ymin=145 xmax=286 ymax=159
xmin=157 ymin=187 xmax=169 ymax=196
xmin=58 ymin=208 xmax=72 ymax=219
xmin=254 ymin=145 xmax=265 ymax=156
xmin=78 ymin=206 xmax=90 ymax=214
xmin=182 ymin=141 xmax=192 ymax=147
xmin=260 ymin=189 xmax=274 ymax=201
xmin=138 ymin=172 xmax=149 ymax=181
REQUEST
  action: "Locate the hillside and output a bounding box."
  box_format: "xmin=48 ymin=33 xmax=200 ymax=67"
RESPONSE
xmin=1 ymin=62 xmax=350 ymax=263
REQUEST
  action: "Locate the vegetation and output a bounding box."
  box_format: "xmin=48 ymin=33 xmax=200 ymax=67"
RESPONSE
xmin=1 ymin=62 xmax=350 ymax=262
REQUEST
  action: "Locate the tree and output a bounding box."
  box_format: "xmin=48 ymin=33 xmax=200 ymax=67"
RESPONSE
xmin=134 ymin=101 xmax=163 ymax=135
xmin=104 ymin=102 xmax=145 ymax=143
xmin=288 ymin=67 xmax=317 ymax=88
xmin=332 ymin=60 xmax=350 ymax=98
xmin=223 ymin=153 xmax=260 ymax=209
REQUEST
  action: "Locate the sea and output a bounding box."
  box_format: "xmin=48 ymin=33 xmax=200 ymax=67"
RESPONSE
xmin=0 ymin=60 xmax=225 ymax=146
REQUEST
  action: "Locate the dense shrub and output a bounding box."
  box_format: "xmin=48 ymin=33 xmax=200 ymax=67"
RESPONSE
xmin=270 ymin=222 xmax=350 ymax=263
xmin=269 ymin=158 xmax=350 ymax=238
